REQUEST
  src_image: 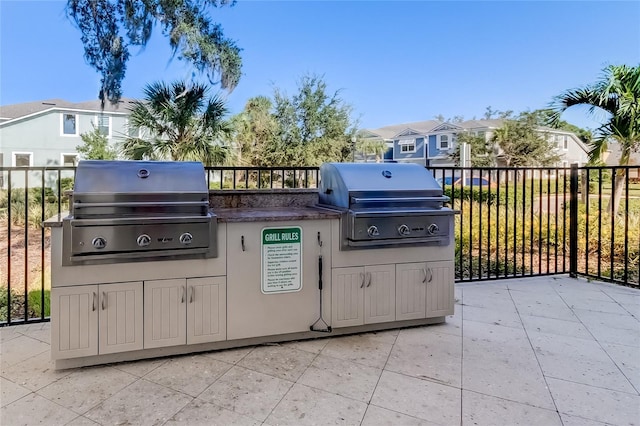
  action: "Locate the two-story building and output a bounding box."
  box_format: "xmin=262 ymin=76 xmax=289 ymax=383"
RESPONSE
xmin=0 ymin=98 xmax=136 ymax=172
xmin=363 ymin=118 xmax=590 ymax=167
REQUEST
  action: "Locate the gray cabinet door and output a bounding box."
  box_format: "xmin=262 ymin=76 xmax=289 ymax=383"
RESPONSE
xmin=426 ymin=260 xmax=455 ymax=317
xmin=51 ymin=285 xmax=98 ymax=360
xmin=364 ymin=264 xmax=396 ymax=324
xmin=98 ymin=282 xmax=143 ymax=354
xmin=396 ymin=262 xmax=427 ymax=320
xmin=187 ymin=276 xmax=226 ymax=344
xmin=144 ymin=279 xmax=187 ymax=348
xmin=331 ymin=266 xmax=365 ymax=328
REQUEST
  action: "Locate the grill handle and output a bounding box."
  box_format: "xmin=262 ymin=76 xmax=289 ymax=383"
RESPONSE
xmin=351 ymin=196 xmax=450 ymax=204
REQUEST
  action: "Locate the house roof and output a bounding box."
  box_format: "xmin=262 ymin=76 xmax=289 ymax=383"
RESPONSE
xmin=366 ymin=120 xmax=443 ymax=139
xmin=0 ymin=98 xmax=138 ymax=123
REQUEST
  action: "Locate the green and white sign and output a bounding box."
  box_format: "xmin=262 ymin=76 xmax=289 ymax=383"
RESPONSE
xmin=261 ymin=226 xmax=303 ymax=294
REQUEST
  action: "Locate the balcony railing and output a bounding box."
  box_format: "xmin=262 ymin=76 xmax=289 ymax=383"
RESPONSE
xmin=1 ymin=164 xmax=638 ymax=326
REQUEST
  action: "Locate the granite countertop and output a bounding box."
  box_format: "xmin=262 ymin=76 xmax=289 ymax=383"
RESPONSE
xmin=213 ymin=206 xmax=340 ymax=222
xmin=43 ymin=212 xmax=69 ymax=227
xmin=43 ymin=206 xmax=341 ymax=227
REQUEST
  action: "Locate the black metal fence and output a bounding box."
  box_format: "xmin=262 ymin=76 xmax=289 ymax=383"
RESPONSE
xmin=1 ymin=164 xmax=638 ymax=326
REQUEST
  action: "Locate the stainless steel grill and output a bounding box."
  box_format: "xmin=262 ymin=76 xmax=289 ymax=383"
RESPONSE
xmin=318 ymin=162 xmax=455 ymax=250
xmin=62 ymin=160 xmax=217 ymax=265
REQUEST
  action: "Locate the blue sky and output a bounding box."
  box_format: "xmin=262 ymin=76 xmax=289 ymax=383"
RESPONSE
xmin=1 ymin=1 xmax=639 ymax=131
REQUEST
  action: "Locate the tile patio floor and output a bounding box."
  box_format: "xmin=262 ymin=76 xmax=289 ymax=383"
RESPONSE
xmin=1 ymin=275 xmax=639 ymax=425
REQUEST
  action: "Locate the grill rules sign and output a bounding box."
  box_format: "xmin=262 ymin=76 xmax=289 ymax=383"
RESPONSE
xmin=261 ymin=227 xmax=302 ymax=294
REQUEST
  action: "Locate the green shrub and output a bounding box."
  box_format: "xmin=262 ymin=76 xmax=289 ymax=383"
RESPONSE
xmin=27 ymin=290 xmax=50 ymax=318
xmin=0 ymin=287 xmax=22 ymax=322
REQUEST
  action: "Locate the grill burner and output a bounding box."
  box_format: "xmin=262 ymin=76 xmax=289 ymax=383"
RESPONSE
xmin=318 ymin=162 xmax=456 ymax=250
xmin=62 ymin=160 xmax=217 ymax=265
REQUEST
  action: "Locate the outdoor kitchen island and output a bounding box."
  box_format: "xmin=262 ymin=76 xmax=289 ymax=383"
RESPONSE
xmin=46 ymin=163 xmax=455 ymax=369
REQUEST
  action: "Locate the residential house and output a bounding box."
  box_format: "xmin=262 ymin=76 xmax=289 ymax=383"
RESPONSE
xmin=0 ymin=98 xmax=137 ymax=170
xmin=604 ymin=141 xmax=640 ymax=179
xmin=364 ymin=118 xmax=590 ymax=168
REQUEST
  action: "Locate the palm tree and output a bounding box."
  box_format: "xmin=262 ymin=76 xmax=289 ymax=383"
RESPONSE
xmin=549 ymin=64 xmax=640 ymax=215
xmin=356 ymin=138 xmax=387 ymax=162
xmin=123 ymin=80 xmax=233 ymax=166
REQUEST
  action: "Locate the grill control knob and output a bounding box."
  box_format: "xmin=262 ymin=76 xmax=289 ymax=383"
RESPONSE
xmin=92 ymin=237 xmax=107 ymax=249
xmin=179 ymin=233 xmax=193 ymax=245
xmin=427 ymin=224 xmax=440 ymax=235
xmin=367 ymin=226 xmax=380 ymax=238
xmin=137 ymin=234 xmax=151 ymax=247
xmin=398 ymin=224 xmax=411 ymax=236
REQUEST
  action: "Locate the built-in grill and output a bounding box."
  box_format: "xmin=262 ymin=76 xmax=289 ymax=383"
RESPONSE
xmin=62 ymin=160 xmax=217 ymax=266
xmin=318 ymin=162 xmax=455 ymax=250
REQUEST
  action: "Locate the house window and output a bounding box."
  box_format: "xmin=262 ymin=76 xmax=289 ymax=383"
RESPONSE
xmin=61 ymin=153 xmax=78 ymax=166
xmin=399 ymin=139 xmax=415 ymax=153
xmin=96 ymin=115 xmax=111 ymax=137
xmin=439 ymin=135 xmax=449 ymax=150
xmin=563 ymin=136 xmax=568 ymax=150
xmin=476 ymin=131 xmax=486 ymax=138
xmin=62 ymin=113 xmax=78 ymax=135
xmin=12 ymin=152 xmax=33 ymax=167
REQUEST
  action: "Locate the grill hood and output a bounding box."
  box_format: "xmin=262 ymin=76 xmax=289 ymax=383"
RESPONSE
xmin=318 ymin=162 xmax=447 ymax=209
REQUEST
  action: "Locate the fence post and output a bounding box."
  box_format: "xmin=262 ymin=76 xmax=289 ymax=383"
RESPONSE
xmin=569 ymin=164 xmax=578 ymax=278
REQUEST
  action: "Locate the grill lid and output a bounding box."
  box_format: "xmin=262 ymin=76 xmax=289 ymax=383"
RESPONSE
xmin=72 ymin=160 xmax=210 ymax=219
xmin=74 ymin=160 xmax=207 ymax=195
xmin=318 ymin=162 xmax=446 ymax=209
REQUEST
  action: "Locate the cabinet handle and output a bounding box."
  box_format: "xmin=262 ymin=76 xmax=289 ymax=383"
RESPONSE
xmin=92 ymin=292 xmax=97 ymax=311
xmin=189 ymin=286 xmax=194 ymax=303
xmin=366 ymin=272 xmax=372 ymax=287
xmin=422 ymin=268 xmax=428 ymax=283
xmin=359 ymin=272 xmax=365 ymax=288
xmin=181 ymin=285 xmax=185 ymax=303
xmin=427 ymin=268 xmax=433 ymax=283
xmin=101 ymin=292 xmax=106 ymax=310
xmin=241 ymin=235 xmax=245 ymax=251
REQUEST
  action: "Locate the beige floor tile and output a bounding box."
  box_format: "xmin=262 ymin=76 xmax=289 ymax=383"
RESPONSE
xmin=298 ymin=354 xmax=382 ymax=402
xmin=361 ymin=405 xmax=439 ymax=426
xmin=204 ymin=345 xmax=255 ymax=364
xmin=529 ymin=331 xmax=637 ymax=393
xmin=1 ymin=377 xmax=31 ymax=407
xmin=371 ymin=371 xmax=461 ymax=424
xmin=601 ymin=341 xmax=640 ymax=392
xmin=463 ymin=304 xmax=524 ymax=329
xmin=559 ymin=413 xmax=611 ymax=426
xmin=463 ymin=319 xmax=530 ymax=348
xmin=282 ymin=337 xmax=330 ymax=354
xmin=112 ymin=357 xmax=168 ymax=377
xmin=1 ymin=351 xmax=71 ymax=392
xmin=65 ymin=415 xmax=100 ymax=425
xmin=18 ymin=325 xmax=51 ymax=345
xmin=573 ymin=308 xmax=640 ymax=331
xmin=462 ymin=390 xmax=562 ymax=426
xmin=0 ymin=335 xmax=50 ymax=367
xmin=198 ymin=365 xmax=293 ymax=422
xmin=266 ymin=383 xmax=367 ymax=426
xmin=463 ymin=338 xmax=555 ymax=410
xmin=238 ymin=344 xmax=316 ymax=381
xmin=547 ymin=377 xmax=640 ymax=425
xmin=143 ymin=354 xmax=232 ymax=397
xmin=36 ymin=365 xmax=138 ymax=414
xmin=520 ymin=314 xmax=593 ymax=340
xmin=386 ymin=330 xmax=461 ymax=387
xmin=167 ymin=398 xmax=260 ymax=425
xmin=321 ymin=334 xmax=393 ymax=369
xmin=84 ymin=378 xmax=192 ymax=426
xmin=1 ymin=392 xmax=78 ymax=425
xmin=0 ymin=326 xmax=21 ymax=343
